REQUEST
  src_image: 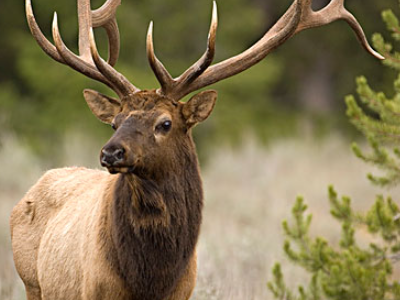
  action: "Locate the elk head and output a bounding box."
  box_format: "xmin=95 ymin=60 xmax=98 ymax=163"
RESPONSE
xmin=26 ymin=0 xmax=383 ymax=175
xmin=86 ymin=89 xmax=216 ymax=176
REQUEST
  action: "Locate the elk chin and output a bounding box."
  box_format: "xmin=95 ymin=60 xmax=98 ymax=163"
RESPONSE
xmin=106 ymin=166 xmax=135 ymax=175
xmin=102 ymin=154 xmax=142 ymax=175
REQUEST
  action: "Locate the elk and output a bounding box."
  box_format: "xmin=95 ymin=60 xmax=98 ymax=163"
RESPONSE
xmin=10 ymin=0 xmax=382 ymax=299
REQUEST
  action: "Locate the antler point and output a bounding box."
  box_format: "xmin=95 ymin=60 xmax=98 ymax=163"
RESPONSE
xmin=147 ymin=21 xmax=154 ymax=44
xmin=377 ymin=53 xmax=385 ymax=60
xmin=52 ymin=12 xmax=59 ymax=34
xmin=212 ymin=1 xmax=218 ymax=20
xmin=147 ymin=21 xmax=154 ymax=36
xmin=25 ymin=0 xmax=33 ymax=15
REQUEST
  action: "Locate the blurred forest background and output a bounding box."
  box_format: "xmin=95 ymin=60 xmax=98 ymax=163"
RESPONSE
xmin=0 ymin=0 xmax=396 ymax=161
xmin=0 ymin=0 xmax=398 ymax=299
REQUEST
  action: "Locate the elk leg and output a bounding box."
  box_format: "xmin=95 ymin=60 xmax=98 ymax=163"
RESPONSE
xmin=25 ymin=286 xmax=42 ymax=300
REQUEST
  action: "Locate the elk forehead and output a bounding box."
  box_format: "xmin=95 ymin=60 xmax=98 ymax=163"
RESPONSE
xmin=111 ymin=91 xmax=179 ymax=132
xmin=120 ymin=90 xmax=178 ymax=112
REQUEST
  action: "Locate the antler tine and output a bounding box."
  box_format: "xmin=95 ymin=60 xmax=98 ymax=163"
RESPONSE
xmin=172 ymin=0 xmax=383 ymax=99
xmin=92 ymin=0 xmax=121 ymax=26
xmin=146 ymin=22 xmax=175 ymax=94
xmin=78 ymin=0 xmax=130 ymax=91
xmin=52 ymin=13 xmax=115 ymax=90
xmin=26 ymin=0 xmax=140 ymax=98
xmin=101 ymin=18 xmax=120 ymax=67
xmin=148 ymin=1 xmax=218 ymax=99
xmin=26 ymin=0 xmax=108 ymax=75
xmin=92 ymin=0 xmax=121 ymax=66
xmin=344 ymin=11 xmax=384 ymax=60
xmin=172 ymin=1 xmax=218 ymax=93
xmin=173 ymin=0 xmax=302 ymax=99
xmin=89 ymin=28 xmax=140 ymax=96
xmin=25 ymin=0 xmax=65 ymax=64
xmin=77 ymin=0 xmax=93 ymax=63
xmin=295 ymin=0 xmax=384 ymax=60
xmin=77 ymin=0 xmax=121 ymax=67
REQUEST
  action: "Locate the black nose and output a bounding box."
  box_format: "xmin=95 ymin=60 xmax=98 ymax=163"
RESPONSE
xmin=100 ymin=146 xmax=125 ymax=167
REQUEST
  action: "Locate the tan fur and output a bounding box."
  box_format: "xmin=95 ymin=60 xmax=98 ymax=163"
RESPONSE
xmin=11 ymin=167 xmax=196 ymax=300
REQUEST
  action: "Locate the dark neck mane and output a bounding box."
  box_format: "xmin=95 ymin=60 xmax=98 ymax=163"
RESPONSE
xmin=106 ymin=150 xmax=203 ymax=300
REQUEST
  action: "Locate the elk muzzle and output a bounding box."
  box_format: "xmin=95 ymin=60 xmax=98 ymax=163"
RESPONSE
xmin=100 ymin=143 xmax=127 ymax=173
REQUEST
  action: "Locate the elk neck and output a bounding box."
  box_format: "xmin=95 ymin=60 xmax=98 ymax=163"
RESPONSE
xmin=102 ymin=139 xmax=203 ymax=300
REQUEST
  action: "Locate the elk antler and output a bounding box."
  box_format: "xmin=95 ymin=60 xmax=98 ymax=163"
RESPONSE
xmin=146 ymin=1 xmax=218 ymax=97
xmin=148 ymin=0 xmax=384 ymax=100
xmin=25 ymin=0 xmax=139 ymax=98
xmin=26 ymin=0 xmax=383 ymax=102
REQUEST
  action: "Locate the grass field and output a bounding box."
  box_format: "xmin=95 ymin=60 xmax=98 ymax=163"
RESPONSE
xmin=1 ymin=133 xmax=397 ymax=300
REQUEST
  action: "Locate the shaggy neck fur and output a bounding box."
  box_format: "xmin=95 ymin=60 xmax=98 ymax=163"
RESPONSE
xmin=102 ymin=142 xmax=203 ymax=300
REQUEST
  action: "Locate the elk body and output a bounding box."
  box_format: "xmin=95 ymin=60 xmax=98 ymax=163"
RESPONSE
xmin=10 ymin=0 xmax=382 ymax=299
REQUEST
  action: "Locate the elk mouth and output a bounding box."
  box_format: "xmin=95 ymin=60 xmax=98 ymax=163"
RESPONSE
xmin=100 ymin=147 xmax=140 ymax=174
xmin=106 ymin=166 xmax=136 ymax=175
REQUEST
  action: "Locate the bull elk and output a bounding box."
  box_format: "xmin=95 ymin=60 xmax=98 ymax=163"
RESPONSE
xmin=10 ymin=0 xmax=382 ymax=299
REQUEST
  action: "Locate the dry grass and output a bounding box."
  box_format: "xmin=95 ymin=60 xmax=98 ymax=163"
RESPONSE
xmin=0 ymin=133 xmax=398 ymax=300
xmin=0 ymin=136 xmax=43 ymax=300
xmin=193 ymin=135 xmax=400 ymax=299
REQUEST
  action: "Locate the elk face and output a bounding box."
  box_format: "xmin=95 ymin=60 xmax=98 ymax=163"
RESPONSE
xmin=84 ymin=89 xmax=217 ymax=176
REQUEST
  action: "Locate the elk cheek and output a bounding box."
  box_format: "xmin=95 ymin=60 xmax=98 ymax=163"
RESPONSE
xmin=126 ymin=146 xmax=143 ymax=168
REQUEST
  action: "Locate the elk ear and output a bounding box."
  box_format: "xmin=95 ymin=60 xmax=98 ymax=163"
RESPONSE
xmin=182 ymin=90 xmax=217 ymax=127
xmin=83 ymin=89 xmax=121 ymax=124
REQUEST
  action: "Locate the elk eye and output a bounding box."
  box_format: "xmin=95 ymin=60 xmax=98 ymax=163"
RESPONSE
xmin=156 ymin=120 xmax=172 ymax=133
xmin=111 ymin=123 xmax=117 ymax=130
xmin=162 ymin=121 xmax=172 ymax=131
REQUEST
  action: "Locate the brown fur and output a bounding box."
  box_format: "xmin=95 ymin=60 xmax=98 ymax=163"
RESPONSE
xmin=10 ymin=90 xmax=217 ymax=300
